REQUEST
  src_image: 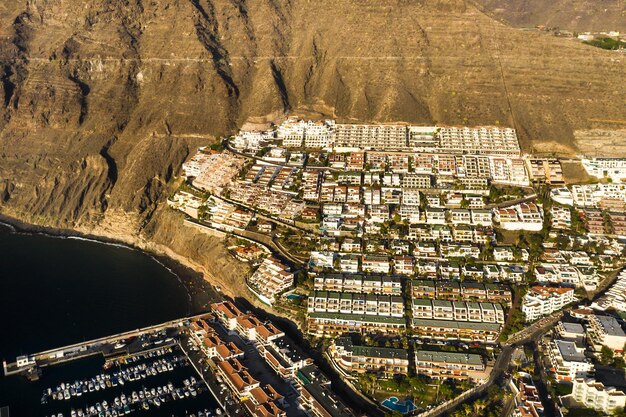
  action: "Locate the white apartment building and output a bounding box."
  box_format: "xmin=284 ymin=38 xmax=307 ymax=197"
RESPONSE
xmin=582 ymin=158 xmax=626 ymax=182
xmin=232 ymin=130 xmax=275 ymax=151
xmin=570 ymin=379 xmax=626 ymax=414
xmin=407 ymin=126 xmax=438 ymax=148
xmin=401 ymin=174 xmax=432 ymax=189
xmin=450 ymin=209 xmax=471 ymax=225
xmin=548 ymin=339 xmax=594 ymax=381
xmin=425 ymin=208 xmax=447 ymax=224
xmin=303 ymin=120 xmax=336 ymax=148
xmin=592 ymin=269 xmax=626 ymax=312
xmin=587 ymin=314 xmax=626 ymax=353
xmin=556 ymin=322 xmax=586 ymax=341
xmin=471 ymin=209 xmax=493 ymax=226
xmin=308 ymin=291 xmax=404 ymax=318
xmin=247 ymin=257 xmax=294 ymax=304
xmin=551 ymin=205 xmax=572 ymax=229
xmin=277 ymin=118 xmax=306 ymax=147
xmin=437 ymin=127 xmax=520 ymax=156
xmin=334 ymin=124 xmax=408 ymax=149
xmin=182 ymin=149 xmax=212 ymax=178
xmin=522 ymin=286 xmax=576 ymax=321
xmin=412 ymin=299 xmax=505 ymax=323
xmin=494 ymin=202 xmax=543 ymax=231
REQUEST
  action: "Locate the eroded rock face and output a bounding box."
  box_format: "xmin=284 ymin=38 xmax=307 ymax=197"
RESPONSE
xmin=0 ymin=0 xmax=625 ymax=234
xmin=473 ymin=0 xmax=626 ymax=32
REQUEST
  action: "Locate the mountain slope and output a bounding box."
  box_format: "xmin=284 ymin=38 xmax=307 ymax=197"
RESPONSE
xmin=472 ymin=0 xmax=626 ymax=32
xmin=0 ymin=0 xmax=624 ymax=233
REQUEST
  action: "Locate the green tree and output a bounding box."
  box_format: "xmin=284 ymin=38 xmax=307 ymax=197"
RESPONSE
xmin=600 ymin=345 xmax=614 ymax=365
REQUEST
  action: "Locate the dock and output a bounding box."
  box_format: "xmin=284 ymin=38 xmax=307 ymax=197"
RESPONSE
xmin=2 ymin=312 xmax=213 ymax=379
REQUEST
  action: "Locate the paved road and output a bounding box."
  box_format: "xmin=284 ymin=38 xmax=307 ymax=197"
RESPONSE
xmin=186 ymin=217 xmax=307 ymax=266
xmin=505 ymin=310 xmax=565 ymax=346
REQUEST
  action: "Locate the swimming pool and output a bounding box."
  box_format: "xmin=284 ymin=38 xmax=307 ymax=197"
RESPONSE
xmin=381 ymin=397 xmax=417 ymax=414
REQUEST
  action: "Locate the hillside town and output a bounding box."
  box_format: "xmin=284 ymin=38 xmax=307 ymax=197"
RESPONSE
xmin=168 ymin=118 xmax=626 ymax=417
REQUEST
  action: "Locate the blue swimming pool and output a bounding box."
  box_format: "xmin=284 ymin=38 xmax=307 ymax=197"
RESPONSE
xmin=381 ymin=397 xmax=417 ymax=414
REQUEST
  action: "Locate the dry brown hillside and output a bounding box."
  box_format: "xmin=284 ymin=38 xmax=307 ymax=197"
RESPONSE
xmin=0 ymin=0 xmax=624 ymax=236
xmin=472 ymin=0 xmax=626 ymax=32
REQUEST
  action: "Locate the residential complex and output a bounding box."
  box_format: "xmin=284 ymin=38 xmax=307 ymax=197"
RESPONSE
xmin=411 ymin=319 xmax=502 ymax=343
xmin=207 ymin=302 xmax=356 ymax=417
xmin=411 ymin=299 xmax=504 ymax=323
xmin=307 ymin=311 xmax=406 ymax=337
xmin=569 ymin=379 xmax=626 ymax=414
xmin=547 ymin=339 xmax=594 ymax=381
xmin=592 ymin=268 xmax=626 ymax=311
xmin=166 ymin=118 xmax=626 ymax=415
xmin=582 ymin=158 xmax=626 ymax=182
xmin=247 ymin=257 xmax=294 ymax=305
xmin=414 ymin=350 xmax=487 ymax=381
xmin=586 ymin=314 xmax=626 ymax=353
xmin=307 ymin=291 xmax=404 ymax=317
xmin=329 ymin=337 xmax=409 ymax=377
xmin=522 ymin=286 xmax=576 ymax=321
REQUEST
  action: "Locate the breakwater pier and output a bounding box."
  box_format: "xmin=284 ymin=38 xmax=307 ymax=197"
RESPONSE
xmin=3 ymin=313 xmax=213 ymax=380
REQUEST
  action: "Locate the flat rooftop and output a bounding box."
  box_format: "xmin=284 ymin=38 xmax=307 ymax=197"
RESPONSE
xmin=415 ymin=350 xmax=483 ymax=366
xmin=595 ymin=315 xmax=626 ymax=337
xmin=556 ymin=340 xmax=586 ymax=362
xmin=561 ymin=322 xmax=585 ymax=335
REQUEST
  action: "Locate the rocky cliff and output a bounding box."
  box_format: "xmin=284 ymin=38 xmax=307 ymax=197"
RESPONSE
xmin=0 ymin=0 xmax=625 ymax=268
xmin=473 ymin=0 xmax=626 ymax=32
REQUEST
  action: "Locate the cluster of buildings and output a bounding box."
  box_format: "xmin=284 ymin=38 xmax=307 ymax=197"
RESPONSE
xmin=568 ymin=379 xmax=626 ymax=415
xmin=328 ymin=337 xmax=488 ymax=381
xmin=167 ymin=190 xmax=205 ymax=219
xmin=411 ymin=299 xmax=505 ymax=324
xmin=247 ymin=257 xmax=294 ymax=305
xmin=521 ymin=286 xmax=576 ymax=321
xmin=205 ymin=197 xmax=253 ymax=231
xmin=582 ymin=158 xmax=626 ymax=183
xmin=493 ymin=202 xmax=544 ymax=231
xmin=243 ymin=163 xmax=300 ymax=193
xmin=412 ymin=280 xmax=512 ymax=305
xmin=307 ymin=291 xmax=404 ymax=318
xmin=543 ymin=308 xmax=626 ymax=414
xmin=271 ymin=119 xmax=522 ymax=158
xmin=533 ymin=262 xmax=599 ymax=289
xmin=206 ymin=301 xmax=358 ymax=417
xmin=552 ymin=183 xmax=626 ymax=210
xmin=592 ymin=268 xmax=626 ymax=311
xmin=309 ymin=246 xmax=530 ymax=283
xmin=183 ymin=150 xmax=246 ymax=195
xmin=231 ymin=129 xmax=275 ymax=152
xmin=229 ymin=182 xmax=304 ymax=219
xmin=313 ymin=274 xmax=402 ymax=295
xmin=510 ymin=377 xmax=545 ymax=417
xmin=278 ymin=119 xmax=336 ymax=148
xmin=189 ymin=313 xmax=287 ymax=417
xmin=526 ymin=158 xmax=564 ymax=184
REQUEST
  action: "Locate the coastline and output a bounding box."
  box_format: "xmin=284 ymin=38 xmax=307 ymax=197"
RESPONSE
xmin=0 ymin=213 xmax=220 ymax=315
xmin=0 ymin=213 xmax=383 ymax=416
